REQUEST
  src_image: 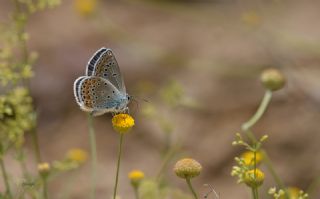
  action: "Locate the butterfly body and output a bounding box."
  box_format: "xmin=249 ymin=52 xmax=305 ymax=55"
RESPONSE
xmin=73 ymin=48 xmax=130 ymax=116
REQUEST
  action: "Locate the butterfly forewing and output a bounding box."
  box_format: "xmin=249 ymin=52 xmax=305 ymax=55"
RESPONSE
xmin=86 ymin=48 xmax=108 ymax=76
xmin=92 ymin=49 xmax=126 ymax=92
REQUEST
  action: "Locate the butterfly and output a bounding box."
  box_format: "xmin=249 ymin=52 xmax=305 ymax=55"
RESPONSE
xmin=73 ymin=47 xmax=130 ymax=116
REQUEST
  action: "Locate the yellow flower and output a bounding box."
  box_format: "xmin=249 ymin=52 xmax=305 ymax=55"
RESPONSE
xmin=67 ymin=148 xmax=88 ymax=164
xmin=174 ymin=158 xmax=202 ymax=179
xmin=38 ymin=162 xmax=50 ymax=176
xmin=241 ymin=151 xmax=263 ymax=166
xmin=279 ymin=187 xmax=302 ymax=199
xmin=74 ymin=0 xmax=96 ymax=16
xmin=128 ymin=170 xmax=145 ymax=186
xmin=244 ymin=169 xmax=265 ymax=188
xmin=112 ymin=114 xmax=135 ymax=134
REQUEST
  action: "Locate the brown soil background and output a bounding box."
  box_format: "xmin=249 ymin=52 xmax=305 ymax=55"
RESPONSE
xmin=1 ymin=0 xmax=320 ymax=198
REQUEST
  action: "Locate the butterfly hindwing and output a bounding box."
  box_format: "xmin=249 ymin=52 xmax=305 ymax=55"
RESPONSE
xmin=75 ymin=76 xmax=124 ymax=113
xmin=74 ymin=76 xmax=86 ymax=106
xmin=92 ymin=49 xmax=126 ymax=92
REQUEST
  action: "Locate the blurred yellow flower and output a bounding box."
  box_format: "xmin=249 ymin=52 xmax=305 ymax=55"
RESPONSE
xmin=244 ymin=169 xmax=265 ymax=188
xmin=241 ymin=11 xmax=261 ymax=27
xmin=74 ymin=0 xmax=96 ymax=16
xmin=241 ymin=151 xmax=263 ymax=166
xmin=38 ymin=162 xmax=50 ymax=175
xmin=112 ymin=114 xmax=135 ymax=134
xmin=128 ymin=170 xmax=145 ymax=183
xmin=67 ymin=148 xmax=88 ymax=164
xmin=279 ymin=187 xmax=302 ymax=199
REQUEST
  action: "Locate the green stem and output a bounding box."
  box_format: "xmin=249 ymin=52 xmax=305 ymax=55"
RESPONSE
xmin=186 ymin=178 xmax=198 ymax=199
xmin=261 ymin=150 xmax=285 ymax=189
xmin=31 ymin=129 xmax=42 ymax=163
xmin=113 ymin=133 xmax=124 ymax=199
xmin=0 ymin=158 xmax=12 ymax=198
xmin=133 ymin=186 xmax=139 ymax=199
xmin=42 ymin=176 xmax=48 ymax=199
xmin=251 ymin=188 xmax=256 ymax=199
xmin=242 ymin=90 xmax=272 ymax=131
xmin=87 ymin=114 xmax=97 ymax=199
xmin=253 ymin=188 xmax=259 ymax=199
xmin=251 ymin=150 xmax=259 ymax=199
xmin=155 ymin=146 xmax=177 ymax=182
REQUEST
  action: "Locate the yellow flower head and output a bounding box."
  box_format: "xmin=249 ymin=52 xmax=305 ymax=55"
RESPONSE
xmin=112 ymin=114 xmax=135 ymax=134
xmin=174 ymin=158 xmax=202 ymax=179
xmin=128 ymin=170 xmax=145 ymax=185
xmin=74 ymin=0 xmax=96 ymax=16
xmin=244 ymin=169 xmax=265 ymax=188
xmin=67 ymin=148 xmax=88 ymax=164
xmin=279 ymin=187 xmax=302 ymax=199
xmin=241 ymin=151 xmax=263 ymax=166
xmin=38 ymin=162 xmax=50 ymax=176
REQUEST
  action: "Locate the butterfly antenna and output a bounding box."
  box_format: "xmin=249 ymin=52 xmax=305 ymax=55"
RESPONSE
xmin=129 ymin=96 xmax=139 ymax=114
xmin=129 ymin=95 xmax=150 ymax=114
xmin=203 ymin=184 xmax=220 ymax=199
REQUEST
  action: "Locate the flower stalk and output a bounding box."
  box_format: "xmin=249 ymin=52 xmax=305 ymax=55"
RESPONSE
xmin=186 ymin=178 xmax=198 ymax=199
xmin=87 ymin=114 xmax=97 ymax=199
xmin=242 ymin=90 xmax=272 ymax=132
xmin=113 ymin=133 xmax=124 ymax=199
xmin=0 ymin=157 xmax=12 ymax=198
xmin=241 ymin=88 xmax=289 ymax=199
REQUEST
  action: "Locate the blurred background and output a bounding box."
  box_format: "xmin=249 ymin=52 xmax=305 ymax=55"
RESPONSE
xmin=1 ymin=0 xmax=320 ymax=198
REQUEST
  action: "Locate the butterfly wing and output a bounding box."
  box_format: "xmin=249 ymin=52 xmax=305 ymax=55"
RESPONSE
xmin=74 ymin=76 xmax=87 ymax=106
xmin=86 ymin=47 xmax=108 ymax=76
xmin=73 ymin=76 xmax=126 ymax=115
xmin=92 ymin=49 xmax=126 ymax=93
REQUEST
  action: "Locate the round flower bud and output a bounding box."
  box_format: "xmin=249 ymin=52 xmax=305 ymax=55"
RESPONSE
xmin=38 ymin=162 xmax=50 ymax=176
xmin=174 ymin=158 xmax=202 ymax=179
xmin=128 ymin=170 xmax=145 ymax=187
xmin=67 ymin=148 xmax=88 ymax=164
xmin=244 ymin=169 xmax=265 ymax=188
xmin=260 ymin=68 xmax=286 ymax=91
xmin=112 ymin=114 xmax=135 ymax=134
